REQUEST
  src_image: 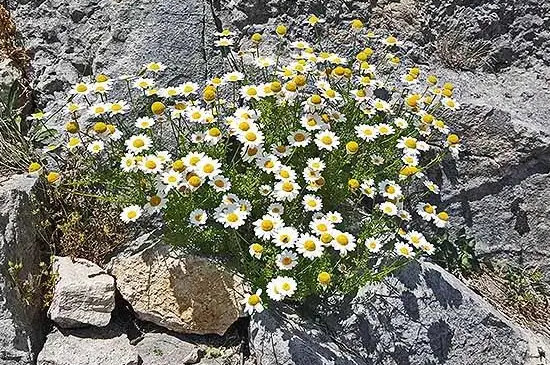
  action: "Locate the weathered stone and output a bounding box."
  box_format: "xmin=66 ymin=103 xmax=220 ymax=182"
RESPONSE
xmin=250 ymin=262 xmax=550 ymax=365
xmin=107 ymin=233 xmax=244 ymax=335
xmin=48 ymin=256 xmax=115 ymax=328
xmin=37 ymin=327 xmax=138 ymax=365
xmin=135 ymin=333 xmax=200 ymax=365
xmin=12 ymin=0 xmax=223 ymax=106
xmin=0 ymin=175 xmax=45 ymax=365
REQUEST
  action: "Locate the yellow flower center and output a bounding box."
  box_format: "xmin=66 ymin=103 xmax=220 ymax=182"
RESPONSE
xmin=208 ymin=128 xmax=221 ymax=137
xmin=438 ymin=211 xmax=449 ymax=221
xmin=93 ymin=122 xmax=107 ymax=133
xmin=188 ymin=176 xmax=201 ymax=187
xmin=246 ymin=87 xmax=257 ymax=96
xmin=424 ymin=204 xmax=434 ymax=214
xmin=318 ymin=272 xmax=331 ymax=284
xmin=282 ymin=257 xmax=292 ymax=265
xmin=261 ymin=220 xmax=274 ymax=231
xmin=252 ymin=243 xmax=263 ymax=253
xmin=311 ymin=94 xmax=322 ymax=104
xmin=203 ymin=164 xmax=214 ymax=173
xmin=151 ymin=101 xmax=165 ymax=115
xmin=304 ymin=240 xmax=317 ymax=251
xmin=320 ymin=233 xmax=333 ymax=244
xmin=127 ymin=211 xmax=137 ymax=219
xmin=321 ymin=135 xmax=332 ymax=145
xmin=245 ymin=132 xmax=257 ymax=142
xmin=150 ymin=196 xmax=162 ymax=206
xmin=248 ymin=294 xmax=261 ymax=306
xmin=282 ymin=182 xmax=294 ymax=192
xmin=145 ymin=160 xmax=157 ymax=169
xmin=238 ymin=121 xmax=250 ymax=131
xmin=132 ymin=139 xmax=145 ymax=148
xmin=227 ymin=213 xmax=239 ymax=222
xmin=294 ymin=133 xmax=305 ymax=142
xmin=336 ymin=234 xmax=348 ymax=245
xmin=447 ymin=134 xmax=460 ymax=145
xmin=346 ymin=141 xmax=359 ymax=153
xmin=76 ymin=84 xmax=88 ymax=93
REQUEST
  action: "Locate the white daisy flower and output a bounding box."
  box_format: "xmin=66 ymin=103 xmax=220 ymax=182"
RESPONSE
xmin=378 ymin=180 xmax=402 ymax=200
xmin=365 ymin=237 xmax=383 ymax=253
xmin=218 ymin=208 xmax=247 ymax=229
xmin=273 ymin=180 xmax=300 ymax=202
xmin=267 ymin=203 xmax=284 ymax=216
xmin=376 ymin=123 xmax=395 ymax=136
xmin=139 ymin=155 xmax=163 ymax=174
xmin=145 ymin=62 xmax=166 ymax=72
xmin=355 ymin=124 xmax=379 ymax=141
xmin=238 ymin=128 xmax=265 ymax=148
xmin=224 ymin=71 xmax=245 ymax=83
xmin=144 ymin=194 xmax=166 ymax=214
xmin=257 ymin=154 xmax=281 ymax=174
xmin=379 ymin=201 xmax=398 ymax=216
xmin=424 ymin=180 xmax=440 ymax=194
xmin=395 ymin=242 xmax=415 ymax=258
xmin=416 ymin=202 xmax=437 ymax=221
xmin=249 ymin=243 xmax=264 ymax=259
xmin=296 ymin=234 xmax=324 ymax=259
xmin=273 ymin=227 xmax=299 ymax=249
xmin=433 ymin=211 xmax=450 ymax=228
xmin=88 ymin=103 xmax=108 ymax=117
xmin=315 ymin=130 xmax=340 ymax=151
xmin=162 ymin=170 xmax=182 ymax=191
xmin=302 ymin=194 xmax=322 ymax=212
xmin=253 ymin=214 xmax=282 ymax=240
xmin=288 ymin=130 xmax=311 ymax=147
xmin=309 ymin=218 xmax=333 ymax=235
xmin=120 ymin=205 xmax=142 ymax=223
xmin=126 ymin=135 xmax=152 ymax=154
xmin=242 ymin=289 xmax=264 ymax=315
xmin=209 ymin=175 xmax=231 ymax=192
xmin=325 ymin=211 xmax=343 ymax=224
xmin=120 ymin=154 xmax=136 ymax=172
xmin=331 ymin=231 xmax=357 ymax=256
xmin=87 ymin=140 xmax=104 ymax=154
xmin=276 ymin=250 xmax=298 ymax=270
xmin=196 ymin=157 xmax=221 ymax=178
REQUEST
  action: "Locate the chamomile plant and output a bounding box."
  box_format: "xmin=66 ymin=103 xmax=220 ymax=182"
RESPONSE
xmin=29 ymin=17 xmax=463 ymax=314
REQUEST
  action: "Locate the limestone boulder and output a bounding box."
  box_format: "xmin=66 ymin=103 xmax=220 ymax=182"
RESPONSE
xmin=107 ymin=233 xmax=244 ymax=335
xmin=48 ymin=256 xmax=116 ymax=328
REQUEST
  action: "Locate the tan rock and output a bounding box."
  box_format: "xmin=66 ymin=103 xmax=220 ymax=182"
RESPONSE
xmin=107 ymin=234 xmax=244 ymax=335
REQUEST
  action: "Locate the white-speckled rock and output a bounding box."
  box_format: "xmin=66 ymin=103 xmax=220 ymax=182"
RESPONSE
xmin=48 ymin=256 xmax=115 ymax=328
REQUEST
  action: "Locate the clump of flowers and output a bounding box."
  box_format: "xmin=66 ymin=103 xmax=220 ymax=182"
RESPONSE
xmin=30 ymin=17 xmax=463 ymax=314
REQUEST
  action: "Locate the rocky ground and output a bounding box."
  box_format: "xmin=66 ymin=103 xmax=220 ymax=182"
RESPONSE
xmin=1 ymin=0 xmax=550 ymax=364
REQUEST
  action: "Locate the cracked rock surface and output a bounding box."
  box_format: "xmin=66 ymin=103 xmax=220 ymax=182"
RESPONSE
xmin=250 ymin=262 xmax=549 ymax=365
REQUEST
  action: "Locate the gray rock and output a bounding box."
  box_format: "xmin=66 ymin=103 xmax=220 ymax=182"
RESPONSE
xmin=436 ymin=66 xmax=550 ymax=280
xmin=48 ymin=256 xmax=115 ymax=328
xmin=106 ymin=233 xmax=244 ymax=336
xmin=37 ymin=327 xmax=138 ymax=365
xmin=135 ymin=333 xmax=200 ymax=365
xmin=250 ymin=261 xmax=550 ymax=365
xmin=12 ymin=0 xmax=223 ymax=105
xmin=0 ymin=175 xmax=45 ymax=365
